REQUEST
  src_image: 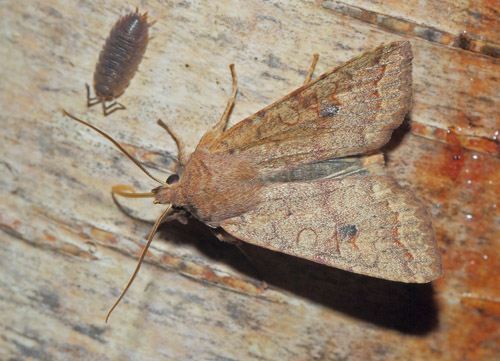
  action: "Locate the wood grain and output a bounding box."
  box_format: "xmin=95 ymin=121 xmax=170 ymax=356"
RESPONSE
xmin=1 ymin=0 xmax=499 ymax=360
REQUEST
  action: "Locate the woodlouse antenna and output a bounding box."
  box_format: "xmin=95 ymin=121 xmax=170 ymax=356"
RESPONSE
xmin=63 ymin=110 xmax=167 ymax=186
xmin=106 ymin=204 xmax=173 ymax=323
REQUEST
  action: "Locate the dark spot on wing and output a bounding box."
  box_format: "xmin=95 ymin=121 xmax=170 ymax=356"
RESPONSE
xmin=338 ymin=224 xmax=358 ymax=239
xmin=320 ymin=103 xmax=339 ymax=117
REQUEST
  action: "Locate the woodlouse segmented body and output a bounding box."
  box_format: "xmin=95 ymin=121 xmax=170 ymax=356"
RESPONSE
xmin=87 ymin=8 xmax=153 ymax=115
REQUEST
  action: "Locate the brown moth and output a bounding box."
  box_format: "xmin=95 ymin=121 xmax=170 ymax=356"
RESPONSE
xmin=65 ymin=41 xmax=442 ymax=321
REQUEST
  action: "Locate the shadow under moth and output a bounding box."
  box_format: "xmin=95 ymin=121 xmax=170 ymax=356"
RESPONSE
xmin=65 ymin=41 xmax=442 ymax=321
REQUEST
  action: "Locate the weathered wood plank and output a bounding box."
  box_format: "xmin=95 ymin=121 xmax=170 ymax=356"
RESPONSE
xmin=321 ymin=0 xmax=500 ymax=56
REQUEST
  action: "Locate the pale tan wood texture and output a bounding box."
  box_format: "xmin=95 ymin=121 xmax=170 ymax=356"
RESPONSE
xmin=1 ymin=0 xmax=499 ymax=360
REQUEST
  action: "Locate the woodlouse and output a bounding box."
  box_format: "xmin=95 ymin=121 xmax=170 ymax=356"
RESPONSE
xmin=87 ymin=8 xmax=154 ymax=115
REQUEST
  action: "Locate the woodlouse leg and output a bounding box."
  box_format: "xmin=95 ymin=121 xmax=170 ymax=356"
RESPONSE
xmin=157 ymin=119 xmax=188 ymax=169
xmin=102 ymin=100 xmax=126 ymax=116
xmin=303 ymin=54 xmax=319 ymax=85
xmin=86 ymin=83 xmax=102 ymax=107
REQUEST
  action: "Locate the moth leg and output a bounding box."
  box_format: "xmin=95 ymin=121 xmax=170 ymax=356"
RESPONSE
xmin=102 ymin=99 xmax=126 ymax=116
xmin=161 ymin=210 xmax=189 ymax=225
xmin=211 ymin=228 xmax=267 ymax=283
xmin=157 ymin=119 xmax=189 ymax=169
xmin=217 ymin=64 xmax=238 ymax=133
xmin=197 ymin=64 xmax=238 ymax=148
xmin=86 ymin=83 xmax=102 ymax=107
xmin=303 ymin=54 xmax=319 ymax=85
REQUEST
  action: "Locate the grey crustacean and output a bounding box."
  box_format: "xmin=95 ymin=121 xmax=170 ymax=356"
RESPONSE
xmin=87 ymin=8 xmax=153 ymax=115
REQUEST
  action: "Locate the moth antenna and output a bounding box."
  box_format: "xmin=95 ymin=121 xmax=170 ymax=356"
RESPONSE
xmin=63 ymin=110 xmax=167 ymax=186
xmin=106 ymin=204 xmax=173 ymax=323
xmin=218 ymin=64 xmax=238 ymax=130
xmin=304 ymin=54 xmax=319 ymax=85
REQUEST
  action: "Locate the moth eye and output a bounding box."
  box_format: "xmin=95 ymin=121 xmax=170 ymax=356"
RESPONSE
xmin=166 ymin=174 xmax=180 ymax=184
xmin=320 ymin=103 xmax=340 ymax=117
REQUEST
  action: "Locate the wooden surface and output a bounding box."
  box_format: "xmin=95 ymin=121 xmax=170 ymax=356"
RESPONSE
xmin=1 ymin=0 xmax=499 ymax=360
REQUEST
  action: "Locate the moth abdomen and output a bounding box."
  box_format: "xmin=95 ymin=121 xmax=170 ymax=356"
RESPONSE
xmin=260 ymin=155 xmax=382 ymax=183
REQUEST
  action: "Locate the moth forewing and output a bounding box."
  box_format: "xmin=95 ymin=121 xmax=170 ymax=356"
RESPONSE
xmin=221 ymin=175 xmax=441 ymax=283
xmin=208 ymin=42 xmax=413 ymax=175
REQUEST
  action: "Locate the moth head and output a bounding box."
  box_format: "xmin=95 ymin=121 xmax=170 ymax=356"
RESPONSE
xmin=152 ymin=174 xmax=182 ymax=206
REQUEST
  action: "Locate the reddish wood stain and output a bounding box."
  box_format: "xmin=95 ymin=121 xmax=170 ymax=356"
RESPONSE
xmin=461 ymin=297 xmax=500 ymax=319
xmin=436 ymin=128 xmax=465 ymax=180
xmin=45 ymin=233 xmax=56 ymax=242
xmin=90 ymin=227 xmax=118 ymax=245
xmin=160 ymin=254 xmax=266 ymax=296
xmin=411 ymin=122 xmax=500 ymax=157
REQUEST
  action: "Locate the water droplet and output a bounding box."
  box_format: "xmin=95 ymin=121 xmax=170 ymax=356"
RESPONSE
xmin=466 ymin=214 xmax=473 ymax=220
xmin=472 ymin=154 xmax=478 ymax=160
xmin=467 ymin=180 xmax=472 ymax=184
xmin=483 ymin=255 xmax=488 ymax=260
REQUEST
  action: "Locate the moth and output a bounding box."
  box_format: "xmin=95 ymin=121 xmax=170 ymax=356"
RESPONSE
xmin=65 ymin=41 xmax=442 ymax=321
